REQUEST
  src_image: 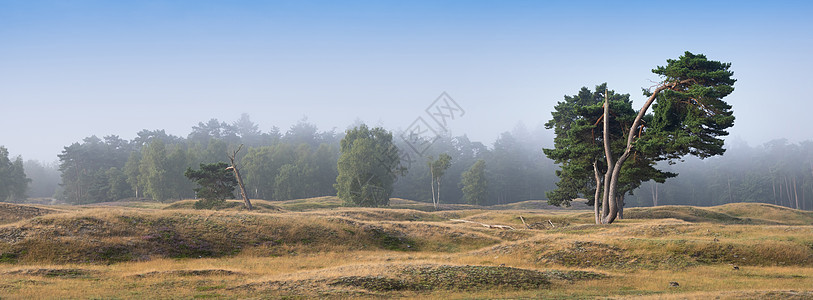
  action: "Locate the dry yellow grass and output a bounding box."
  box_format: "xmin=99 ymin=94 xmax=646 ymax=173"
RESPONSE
xmin=0 ymin=198 xmax=811 ymax=298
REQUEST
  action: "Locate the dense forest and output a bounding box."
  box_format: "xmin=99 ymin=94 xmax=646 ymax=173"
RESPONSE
xmin=3 ymin=114 xmax=813 ymax=211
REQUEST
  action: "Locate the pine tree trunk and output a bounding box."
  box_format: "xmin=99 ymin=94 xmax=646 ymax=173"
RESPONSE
xmin=593 ymin=161 xmax=601 ymax=224
xmin=602 ymin=82 xmax=680 ymax=224
xmin=601 ymin=91 xmax=614 ymax=221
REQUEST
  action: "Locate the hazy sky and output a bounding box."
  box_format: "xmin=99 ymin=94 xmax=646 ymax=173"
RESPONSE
xmin=2 ymin=1 xmax=811 ymax=162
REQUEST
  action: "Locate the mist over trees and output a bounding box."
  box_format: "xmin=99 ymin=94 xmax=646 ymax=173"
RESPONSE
xmin=55 ymin=115 xmax=341 ymax=204
xmin=5 ymin=111 xmax=813 ymax=212
xmin=22 ymin=160 xmax=60 ymax=199
xmin=0 ymin=146 xmax=30 ymax=202
xmin=391 ymin=123 xmax=557 ymax=206
xmin=40 ymin=112 xmax=560 ymax=207
xmin=628 ymin=139 xmax=813 ymax=211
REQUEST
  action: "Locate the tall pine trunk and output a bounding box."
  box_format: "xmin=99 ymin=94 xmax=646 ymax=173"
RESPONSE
xmin=593 ymin=161 xmax=601 ymax=224
xmin=601 ymin=91 xmax=614 ymax=221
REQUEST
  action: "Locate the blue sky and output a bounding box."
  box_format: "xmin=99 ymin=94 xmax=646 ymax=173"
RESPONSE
xmin=1 ymin=0 xmax=812 ymax=161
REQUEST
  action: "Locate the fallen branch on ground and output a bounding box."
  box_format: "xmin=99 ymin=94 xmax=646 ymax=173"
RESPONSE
xmin=450 ymin=219 xmax=515 ymax=230
xmin=520 ymin=216 xmax=530 ymax=229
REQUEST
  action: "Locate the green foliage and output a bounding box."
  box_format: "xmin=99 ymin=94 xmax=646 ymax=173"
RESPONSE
xmin=242 ymin=142 xmax=338 ymax=201
xmin=242 ymin=145 xmax=284 ymax=200
xmin=184 ymin=162 xmax=237 ymax=209
xmin=544 ymin=52 xmax=734 ymax=219
xmin=460 ymin=159 xmax=488 ymax=205
xmin=428 ymin=154 xmax=452 ymax=180
xmin=273 ymin=163 xmax=312 ymax=200
xmin=52 ymin=115 xmax=341 ymax=205
xmin=428 ymin=153 xmax=452 ymax=207
xmin=124 ymin=152 xmax=142 ymax=199
xmin=543 ymin=84 xmax=675 ymax=207
xmin=58 ymin=136 xmax=133 ymax=204
xmin=139 ymin=140 xmax=170 ymax=202
xmin=0 ymin=146 xmax=30 ymax=202
xmin=105 ymin=167 xmax=131 ymax=201
xmin=638 ymin=51 xmax=736 ymax=161
xmin=335 ymin=124 xmax=403 ymax=207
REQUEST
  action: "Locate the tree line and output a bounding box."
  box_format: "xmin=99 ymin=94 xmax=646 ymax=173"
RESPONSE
xmin=0 ymin=146 xmax=29 ymax=202
xmin=55 ymin=115 xmax=341 ymax=204
xmin=39 ymin=113 xmax=555 ymax=206
xmin=627 ymin=139 xmax=813 ymax=211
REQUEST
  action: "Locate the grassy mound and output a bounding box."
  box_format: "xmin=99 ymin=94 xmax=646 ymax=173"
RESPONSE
xmin=132 ymin=269 xmax=244 ymax=278
xmin=243 ymin=263 xmax=605 ymax=296
xmin=1 ymin=198 xmax=812 ymax=299
xmin=3 ymin=268 xmax=96 ymax=278
xmin=624 ymin=206 xmax=749 ymax=224
xmin=492 ymin=199 xmax=592 ymax=211
xmin=163 ymin=199 xmax=282 ymax=212
xmin=276 ymin=196 xmax=344 ymax=211
xmin=0 ymin=203 xmax=62 ymax=225
xmin=710 ymin=202 xmax=813 ymax=225
xmin=0 ymin=208 xmax=501 ymax=264
xmin=624 ymin=204 xmax=813 ymax=225
xmin=477 ymin=224 xmax=813 ymax=269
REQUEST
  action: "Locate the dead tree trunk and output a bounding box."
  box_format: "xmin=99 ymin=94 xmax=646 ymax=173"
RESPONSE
xmin=228 ymin=145 xmax=253 ymax=211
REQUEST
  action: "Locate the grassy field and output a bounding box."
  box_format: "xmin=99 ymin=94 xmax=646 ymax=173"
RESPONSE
xmin=0 ymin=198 xmax=811 ymax=299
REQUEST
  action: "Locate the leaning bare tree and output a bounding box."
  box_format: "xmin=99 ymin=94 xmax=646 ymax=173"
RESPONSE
xmin=227 ymin=144 xmax=253 ymax=210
